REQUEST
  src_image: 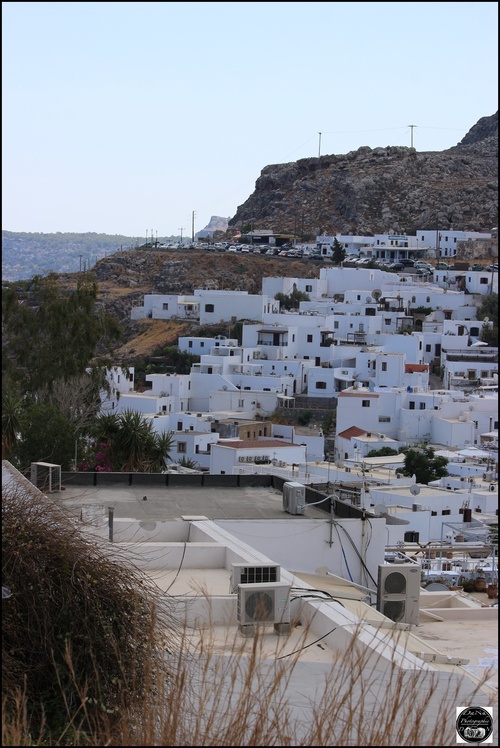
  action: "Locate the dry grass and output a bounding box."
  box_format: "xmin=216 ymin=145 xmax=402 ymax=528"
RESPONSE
xmin=113 ymin=319 xmax=191 ymax=358
xmin=2 ymin=476 xmax=496 ymax=746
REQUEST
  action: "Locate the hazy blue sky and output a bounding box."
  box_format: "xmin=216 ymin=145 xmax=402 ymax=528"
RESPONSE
xmin=2 ymin=1 xmax=498 ymax=239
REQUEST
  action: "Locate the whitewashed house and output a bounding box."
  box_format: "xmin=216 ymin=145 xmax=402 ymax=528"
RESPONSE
xmin=433 ymin=268 xmax=498 ymax=295
xmin=417 ymin=230 xmax=492 ymax=259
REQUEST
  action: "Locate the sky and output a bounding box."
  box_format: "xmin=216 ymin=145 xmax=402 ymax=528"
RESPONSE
xmin=2 ymin=2 xmax=498 ymax=239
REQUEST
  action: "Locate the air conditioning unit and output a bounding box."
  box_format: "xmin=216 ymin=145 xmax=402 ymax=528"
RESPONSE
xmin=376 ymin=564 xmax=421 ymax=625
xmin=489 ymin=484 xmax=497 ymax=492
xmin=282 ymin=481 xmax=305 ymax=515
xmin=231 ymin=563 xmax=281 ymax=593
xmin=237 ymin=582 xmax=291 ymax=628
xmin=238 ymin=456 xmax=246 ymax=462
xmin=483 ymin=472 xmax=493 ymax=482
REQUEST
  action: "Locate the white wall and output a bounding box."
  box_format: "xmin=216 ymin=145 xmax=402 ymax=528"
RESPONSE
xmin=216 ymin=517 xmax=387 ymax=587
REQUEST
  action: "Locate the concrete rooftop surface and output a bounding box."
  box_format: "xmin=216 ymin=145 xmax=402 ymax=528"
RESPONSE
xmin=3 ymin=461 xmax=498 ymax=742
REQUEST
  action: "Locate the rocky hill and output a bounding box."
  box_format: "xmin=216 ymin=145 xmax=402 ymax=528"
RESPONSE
xmin=229 ymin=112 xmax=498 ymax=238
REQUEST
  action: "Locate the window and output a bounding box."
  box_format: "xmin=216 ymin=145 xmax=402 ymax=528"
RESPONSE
xmin=385 ymin=318 xmax=391 ymax=325
xmin=426 ymin=344 xmax=431 ymax=352
xmin=378 ymin=416 xmax=390 ymax=422
xmin=480 ymin=277 xmax=488 ymax=284
xmin=419 ymin=402 xmax=425 ymax=410
xmin=362 ymin=400 xmax=370 ymax=407
xmin=409 ymin=401 xmax=415 ymax=410
xmin=205 ymin=304 xmax=214 ymax=312
xmin=177 ymin=422 xmax=182 ymax=430
xmin=307 ymin=334 xmax=313 ymax=342
xmin=334 ymin=321 xmax=339 ymax=329
xmin=177 ymin=442 xmax=187 ymax=454
xmin=200 ymin=341 xmax=204 ymax=347
xmin=162 ymin=303 xmax=168 ymax=310
xmin=382 ymin=362 xmax=387 ymax=371
xmin=306 ymin=285 xmax=312 ymax=292
xmin=316 ymin=381 xmax=327 ymax=389
xmin=188 ymin=340 xmax=193 ymax=348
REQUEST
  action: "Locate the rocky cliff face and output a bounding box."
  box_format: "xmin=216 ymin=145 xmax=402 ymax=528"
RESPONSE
xmin=229 ymin=112 xmax=498 ymax=237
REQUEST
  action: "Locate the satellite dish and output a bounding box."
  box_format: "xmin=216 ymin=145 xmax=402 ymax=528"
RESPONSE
xmin=366 ymin=296 xmax=373 ymax=303
xmin=410 ymin=485 xmax=421 ymax=496
xmin=374 ymin=504 xmax=389 ymax=515
xmin=372 ymin=289 xmax=382 ymax=300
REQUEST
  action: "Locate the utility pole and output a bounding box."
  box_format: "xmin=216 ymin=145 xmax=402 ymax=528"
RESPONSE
xmin=408 ymin=124 xmax=417 ymax=148
xmin=192 ymin=211 xmax=196 ymax=242
xmin=178 ymin=227 xmax=185 ymax=244
xmin=318 ymin=131 xmax=322 ymax=158
xmin=79 ymin=254 xmax=82 ymax=272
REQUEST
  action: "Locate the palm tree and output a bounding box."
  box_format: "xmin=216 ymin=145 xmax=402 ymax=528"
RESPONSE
xmin=147 ymin=431 xmax=174 ymax=472
xmin=92 ymin=410 xmax=173 ymax=472
xmin=114 ymin=410 xmax=152 ymax=472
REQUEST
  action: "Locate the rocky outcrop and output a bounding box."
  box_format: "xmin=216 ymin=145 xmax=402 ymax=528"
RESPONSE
xmin=229 ymin=113 xmax=498 ymax=237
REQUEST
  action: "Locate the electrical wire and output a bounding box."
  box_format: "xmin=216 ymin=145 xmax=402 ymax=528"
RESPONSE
xmin=276 ymin=625 xmax=338 ymax=660
xmin=164 ymin=541 xmax=187 ymax=593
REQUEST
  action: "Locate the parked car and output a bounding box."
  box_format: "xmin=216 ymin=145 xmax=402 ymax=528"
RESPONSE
xmin=414 ymin=268 xmax=432 ymax=276
xmin=436 ymin=262 xmax=451 ymax=270
xmin=388 ymin=262 xmax=405 ymax=271
xmin=400 ymin=259 xmax=415 ymax=267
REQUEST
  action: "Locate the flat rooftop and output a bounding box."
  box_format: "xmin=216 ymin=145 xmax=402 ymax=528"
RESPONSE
xmin=57 ymin=481 xmax=328 ymax=522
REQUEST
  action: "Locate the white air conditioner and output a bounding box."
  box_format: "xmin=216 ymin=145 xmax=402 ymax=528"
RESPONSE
xmin=231 ymin=563 xmax=281 ymax=593
xmin=238 ymin=456 xmax=246 ymax=463
xmin=483 ymin=472 xmax=493 ymax=482
xmin=237 ymin=582 xmax=290 ymax=627
xmin=489 ymin=484 xmax=497 ymax=492
xmin=376 ymin=564 xmax=420 ymax=625
xmin=282 ymin=481 xmax=305 ymax=515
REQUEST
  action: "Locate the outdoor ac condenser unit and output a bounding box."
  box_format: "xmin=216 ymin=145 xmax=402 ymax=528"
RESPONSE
xmin=376 ymin=564 xmax=421 ymax=625
xmin=282 ymin=481 xmax=305 ymax=515
xmin=237 ymin=582 xmax=290 ymax=627
xmin=231 ymin=563 xmax=281 ymax=593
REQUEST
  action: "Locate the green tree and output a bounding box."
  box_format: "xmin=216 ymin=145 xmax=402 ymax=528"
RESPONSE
xmin=477 ymin=292 xmax=498 ymax=346
xmin=2 ymin=391 xmax=23 ymax=460
xmin=332 ymin=237 xmax=346 ymax=265
xmin=275 ymin=285 xmax=310 ymax=310
xmin=398 ymin=447 xmax=449 ymax=484
xmin=11 ymin=402 xmax=77 ymax=471
xmin=2 ymin=274 xmax=122 ymax=393
xmin=366 ymin=447 xmax=399 ymax=457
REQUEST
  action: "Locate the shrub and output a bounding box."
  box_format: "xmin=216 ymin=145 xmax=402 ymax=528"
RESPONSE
xmin=2 ymin=475 xmax=175 ymax=744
